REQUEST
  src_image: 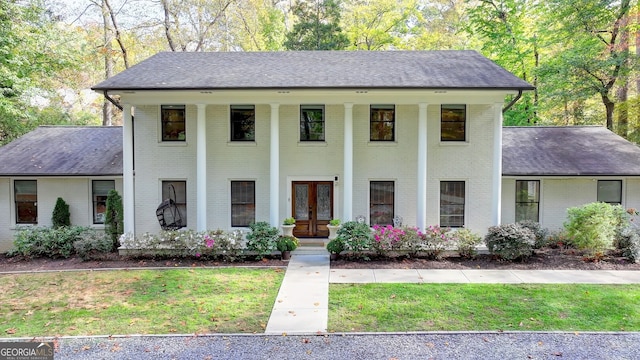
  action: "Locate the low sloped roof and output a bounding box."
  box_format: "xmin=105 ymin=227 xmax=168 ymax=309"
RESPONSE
xmin=503 ymin=126 xmax=640 ymax=176
xmin=0 ymin=126 xmax=122 ymax=176
xmin=92 ymin=50 xmax=534 ymax=91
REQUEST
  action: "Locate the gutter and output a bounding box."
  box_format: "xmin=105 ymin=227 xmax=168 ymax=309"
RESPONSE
xmin=103 ymin=91 xmax=123 ymax=111
xmin=502 ymin=90 xmax=523 ymax=114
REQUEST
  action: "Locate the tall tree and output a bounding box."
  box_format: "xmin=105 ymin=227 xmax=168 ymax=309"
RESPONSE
xmin=341 ymin=0 xmax=416 ymax=50
xmin=160 ymin=0 xmax=234 ymax=51
xmin=541 ymin=0 xmax=632 ymax=131
xmin=465 ymin=0 xmax=540 ymax=124
xmin=0 ymin=0 xmax=83 ymax=144
xmin=284 ymin=0 xmax=349 ymax=50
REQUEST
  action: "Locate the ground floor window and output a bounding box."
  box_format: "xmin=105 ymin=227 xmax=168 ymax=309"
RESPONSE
xmin=597 ymin=180 xmax=622 ymax=205
xmin=440 ymin=181 xmax=465 ymax=227
xmin=162 ymin=180 xmax=187 ymax=227
xmin=370 ymin=181 xmax=394 ymax=226
xmin=231 ymin=181 xmax=255 ymax=227
xmin=92 ymin=180 xmax=115 ymax=224
xmin=515 ymin=180 xmax=540 ymax=222
xmin=15 ymin=180 xmax=37 ymax=224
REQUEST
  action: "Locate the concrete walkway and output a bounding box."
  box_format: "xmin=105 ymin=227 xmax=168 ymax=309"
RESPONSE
xmin=264 ymin=246 xmax=640 ymax=334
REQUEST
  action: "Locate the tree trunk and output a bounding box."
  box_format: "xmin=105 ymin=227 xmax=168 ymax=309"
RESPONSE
xmin=102 ymin=0 xmax=113 ymax=126
xmin=603 ymin=93 xmax=615 ymax=130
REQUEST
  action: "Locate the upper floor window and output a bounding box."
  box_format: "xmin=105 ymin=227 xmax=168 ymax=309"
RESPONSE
xmin=15 ymin=180 xmax=37 ymax=224
xmin=597 ymin=180 xmax=622 ymax=205
xmin=516 ymin=180 xmax=540 ymax=222
xmin=300 ymin=105 xmax=325 ymax=141
xmin=441 ymin=104 xmax=466 ymax=141
xmin=370 ymin=181 xmax=394 ymax=226
xmin=231 ymin=181 xmax=255 ymax=227
xmin=162 ymin=180 xmax=187 ymax=227
xmin=370 ymin=105 xmax=395 ymax=141
xmin=231 ymin=105 xmax=255 ymax=141
xmin=161 ymin=105 xmax=186 ymax=141
xmin=92 ymin=180 xmax=115 ymax=224
xmin=440 ymin=181 xmax=465 ymax=227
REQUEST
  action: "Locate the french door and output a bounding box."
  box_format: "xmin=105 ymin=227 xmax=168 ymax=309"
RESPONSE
xmin=292 ymin=181 xmax=333 ymax=237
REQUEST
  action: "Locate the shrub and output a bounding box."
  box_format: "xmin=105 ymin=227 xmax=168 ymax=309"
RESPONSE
xmin=421 ymin=225 xmax=455 ymax=260
xmin=371 ymin=225 xmax=405 ymax=255
xmin=51 ymin=197 xmax=71 ymax=228
xmin=74 ymin=231 xmax=114 ymax=260
xmin=119 ymin=229 xmax=245 ymax=261
xmin=517 ymin=220 xmax=548 ymax=249
xmin=616 ymin=226 xmax=640 ymax=263
xmin=282 ymin=217 xmax=296 ymax=225
xmin=329 ymin=219 xmax=341 ymax=226
xmin=453 ymin=228 xmax=483 ymax=258
xmin=246 ymin=221 xmax=279 ymax=259
xmin=564 ymin=202 xmax=628 ymax=258
xmin=485 ymin=223 xmax=535 ymax=261
xmin=336 ymin=221 xmax=373 ymax=259
xmin=205 ymin=229 xmax=245 ymax=262
xmin=105 ymin=190 xmax=124 ymax=249
xmin=10 ymin=226 xmax=90 ymax=258
xmin=326 ymin=238 xmax=345 ymax=254
xmin=397 ymin=227 xmax=423 ymax=256
xmin=276 ymin=235 xmax=299 ymax=252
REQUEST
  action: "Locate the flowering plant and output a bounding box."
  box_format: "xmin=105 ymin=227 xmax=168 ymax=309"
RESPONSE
xmin=372 ymin=224 xmax=406 ymax=254
xmin=419 ymin=225 xmax=454 ymax=259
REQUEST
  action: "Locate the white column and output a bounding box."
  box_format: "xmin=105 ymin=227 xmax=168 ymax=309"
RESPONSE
xmin=343 ymin=103 xmax=354 ymax=221
xmin=122 ymin=104 xmax=135 ymax=235
xmin=492 ymin=103 xmax=503 ymax=226
xmin=417 ymin=103 xmax=428 ymax=231
xmin=270 ymin=103 xmax=280 ymax=227
xmin=196 ymin=104 xmax=207 ymax=232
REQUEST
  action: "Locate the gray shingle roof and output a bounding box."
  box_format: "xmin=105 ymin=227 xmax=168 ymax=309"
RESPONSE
xmin=503 ymin=126 xmax=640 ymax=176
xmin=92 ymin=51 xmax=534 ymax=91
xmin=0 ymin=126 xmax=122 ymax=176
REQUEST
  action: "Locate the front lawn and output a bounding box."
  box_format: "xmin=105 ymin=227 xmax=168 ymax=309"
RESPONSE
xmin=329 ymin=283 xmax=640 ymax=332
xmin=1 ymin=268 xmax=284 ymax=337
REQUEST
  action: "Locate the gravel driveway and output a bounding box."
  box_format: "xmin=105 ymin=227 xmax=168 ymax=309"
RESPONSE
xmin=50 ymin=332 xmax=639 ymax=359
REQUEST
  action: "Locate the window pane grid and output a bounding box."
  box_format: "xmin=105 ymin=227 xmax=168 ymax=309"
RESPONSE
xmin=597 ymin=180 xmax=622 ymax=204
xmin=441 ymin=104 xmax=466 ymax=141
xmin=230 ymin=105 xmax=255 ymax=141
xmin=161 ymin=105 xmax=186 ymax=141
xmin=370 ymin=105 xmax=395 ymax=141
xmin=231 ymin=181 xmax=255 ymax=227
xmin=92 ymin=180 xmax=115 ymax=224
xmin=300 ymin=105 xmax=325 ymax=141
xmin=515 ymin=180 xmax=540 ymax=222
xmin=440 ymin=181 xmax=465 ymax=227
xmin=370 ymin=181 xmax=394 ymax=226
xmin=15 ymin=180 xmax=37 ymax=224
xmin=162 ymin=181 xmax=187 ymax=227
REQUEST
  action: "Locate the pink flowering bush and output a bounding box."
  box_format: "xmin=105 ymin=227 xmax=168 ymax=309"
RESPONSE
xmin=420 ymin=225 xmax=455 ymax=259
xmin=372 ymin=224 xmax=406 ymax=255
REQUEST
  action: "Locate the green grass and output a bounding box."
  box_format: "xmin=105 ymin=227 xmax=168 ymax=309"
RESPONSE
xmin=329 ymin=283 xmax=640 ymax=332
xmin=1 ymin=268 xmax=284 ymax=337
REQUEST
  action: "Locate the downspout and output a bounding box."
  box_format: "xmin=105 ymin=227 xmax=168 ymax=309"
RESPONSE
xmin=103 ymin=90 xmax=123 ymax=111
xmin=502 ymin=90 xmax=523 ymax=114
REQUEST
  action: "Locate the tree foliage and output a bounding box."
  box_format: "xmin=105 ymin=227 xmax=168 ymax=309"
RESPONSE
xmin=0 ymin=0 xmax=88 ymax=144
xmin=1 ymin=0 xmax=639 ymax=144
xmin=105 ymin=189 xmax=124 ymax=249
xmin=51 ymin=197 xmax=71 ymax=228
xmin=284 ymin=0 xmax=349 ymax=50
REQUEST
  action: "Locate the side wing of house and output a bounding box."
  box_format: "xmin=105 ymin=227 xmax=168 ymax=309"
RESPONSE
xmin=501 ymin=126 xmax=640 ymax=231
xmin=0 ymin=127 xmax=123 ymax=252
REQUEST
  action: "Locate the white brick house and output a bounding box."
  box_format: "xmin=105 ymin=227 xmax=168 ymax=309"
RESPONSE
xmin=1 ymin=51 xmax=639 ymax=252
xmin=90 ymin=50 xmax=534 ymax=240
